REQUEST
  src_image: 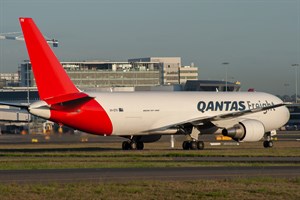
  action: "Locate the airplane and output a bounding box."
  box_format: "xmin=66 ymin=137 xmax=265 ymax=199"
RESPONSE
xmin=0 ymin=31 xmax=58 ymax=47
xmin=1 ymin=17 xmax=290 ymax=150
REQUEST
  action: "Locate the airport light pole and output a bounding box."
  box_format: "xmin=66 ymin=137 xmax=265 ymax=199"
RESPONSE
xmin=222 ymin=62 xmax=229 ymax=92
xmin=292 ymin=64 xmax=299 ymax=103
xmin=284 ymin=83 xmax=290 ymax=101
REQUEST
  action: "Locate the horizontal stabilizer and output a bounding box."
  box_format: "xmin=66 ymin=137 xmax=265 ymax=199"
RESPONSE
xmin=44 ymin=92 xmax=93 ymax=105
xmin=47 ymin=92 xmax=95 ymax=111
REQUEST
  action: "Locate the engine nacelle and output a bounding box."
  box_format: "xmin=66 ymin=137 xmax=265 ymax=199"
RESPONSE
xmin=222 ymin=119 xmax=265 ymax=142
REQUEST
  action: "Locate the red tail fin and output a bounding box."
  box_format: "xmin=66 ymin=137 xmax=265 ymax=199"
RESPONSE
xmin=19 ymin=17 xmax=79 ymax=100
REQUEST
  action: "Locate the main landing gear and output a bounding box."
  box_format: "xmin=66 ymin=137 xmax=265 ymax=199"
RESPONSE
xmin=182 ymin=140 xmax=204 ymax=150
xmin=121 ymin=135 xmax=162 ymax=150
xmin=182 ymin=127 xmax=204 ymax=150
xmin=122 ymin=140 xmax=144 ymax=150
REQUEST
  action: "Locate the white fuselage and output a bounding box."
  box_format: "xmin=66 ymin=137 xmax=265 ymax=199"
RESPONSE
xmin=89 ymin=91 xmax=289 ymax=136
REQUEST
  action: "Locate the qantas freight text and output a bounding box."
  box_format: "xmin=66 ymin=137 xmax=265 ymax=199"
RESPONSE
xmin=197 ymin=100 xmax=275 ymax=114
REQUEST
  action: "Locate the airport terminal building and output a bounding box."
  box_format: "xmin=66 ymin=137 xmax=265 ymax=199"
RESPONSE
xmin=128 ymin=57 xmax=198 ymax=85
xmin=19 ymin=57 xmax=199 ymax=89
xmin=0 ymin=57 xmax=245 ymax=134
xmin=20 ymin=60 xmax=161 ymax=88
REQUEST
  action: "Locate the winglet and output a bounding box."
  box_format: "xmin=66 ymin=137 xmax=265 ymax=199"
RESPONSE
xmin=19 ymin=17 xmax=79 ymax=101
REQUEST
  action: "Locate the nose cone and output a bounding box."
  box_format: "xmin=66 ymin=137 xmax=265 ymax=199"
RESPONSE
xmin=28 ymin=101 xmax=50 ymax=119
xmin=280 ymin=106 xmax=290 ymax=127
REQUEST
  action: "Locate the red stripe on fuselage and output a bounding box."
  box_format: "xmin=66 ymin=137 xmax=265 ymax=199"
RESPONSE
xmin=49 ymin=98 xmax=113 ymax=135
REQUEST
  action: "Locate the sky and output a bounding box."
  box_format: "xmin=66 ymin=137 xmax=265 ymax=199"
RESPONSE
xmin=0 ymin=0 xmax=299 ymax=95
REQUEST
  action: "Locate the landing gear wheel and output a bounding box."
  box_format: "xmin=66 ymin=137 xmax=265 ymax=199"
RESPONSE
xmin=190 ymin=141 xmax=198 ymax=150
xmin=182 ymin=141 xmax=190 ymax=150
xmin=182 ymin=141 xmax=205 ymax=150
xmin=197 ymin=141 xmax=204 ymax=150
xmin=263 ymin=140 xmax=273 ymax=148
xmin=122 ymin=141 xmax=131 ymax=150
xmin=122 ymin=140 xmax=144 ymax=150
xmin=130 ymin=141 xmax=137 ymax=150
xmin=136 ymin=142 xmax=144 ymax=150
xmin=268 ymin=141 xmax=273 ymax=148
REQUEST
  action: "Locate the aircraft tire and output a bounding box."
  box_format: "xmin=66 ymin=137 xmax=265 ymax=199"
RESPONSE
xmin=130 ymin=141 xmax=137 ymax=150
xmin=268 ymin=141 xmax=273 ymax=148
xmin=263 ymin=141 xmax=268 ymax=148
xmin=137 ymin=142 xmax=144 ymax=150
xmin=263 ymin=140 xmax=273 ymax=148
xmin=182 ymin=141 xmax=190 ymax=150
xmin=197 ymin=141 xmax=204 ymax=150
xmin=122 ymin=141 xmax=131 ymax=150
xmin=190 ymin=141 xmax=198 ymax=150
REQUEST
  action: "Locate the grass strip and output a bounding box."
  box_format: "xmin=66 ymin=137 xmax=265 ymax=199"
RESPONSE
xmin=0 ymin=177 xmax=299 ymax=200
xmin=0 ymin=156 xmax=299 ymax=170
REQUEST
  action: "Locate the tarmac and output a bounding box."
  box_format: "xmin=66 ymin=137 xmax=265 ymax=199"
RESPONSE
xmin=0 ymin=131 xmax=299 ymax=183
xmin=0 ymin=130 xmax=299 ymax=144
xmin=0 ymin=166 xmax=299 ymax=183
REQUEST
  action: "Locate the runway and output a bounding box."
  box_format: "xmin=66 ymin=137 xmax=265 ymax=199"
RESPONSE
xmin=0 ymin=166 xmax=299 ymax=183
xmin=173 ymin=156 xmax=300 ymax=163
xmin=0 ymin=130 xmax=299 ymax=144
xmin=0 ymin=131 xmax=298 ymax=184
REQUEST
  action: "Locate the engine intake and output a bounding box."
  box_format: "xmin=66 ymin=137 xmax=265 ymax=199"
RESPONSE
xmin=222 ymin=119 xmax=265 ymax=142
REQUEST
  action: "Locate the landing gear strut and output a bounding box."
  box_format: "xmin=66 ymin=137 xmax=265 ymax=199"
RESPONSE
xmin=182 ymin=140 xmax=204 ymax=150
xmin=122 ymin=140 xmax=144 ymax=150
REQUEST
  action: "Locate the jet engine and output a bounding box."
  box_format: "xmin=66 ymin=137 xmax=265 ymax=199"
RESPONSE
xmin=222 ymin=119 xmax=265 ymax=142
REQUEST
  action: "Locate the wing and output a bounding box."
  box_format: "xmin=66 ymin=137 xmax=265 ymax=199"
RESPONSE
xmin=144 ymin=102 xmax=290 ymax=132
xmin=0 ymin=102 xmax=29 ymax=110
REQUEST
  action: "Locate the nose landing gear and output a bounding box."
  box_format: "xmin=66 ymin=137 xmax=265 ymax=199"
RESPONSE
xmin=263 ymin=131 xmax=276 ymax=148
xmin=263 ymin=140 xmax=273 ymax=148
